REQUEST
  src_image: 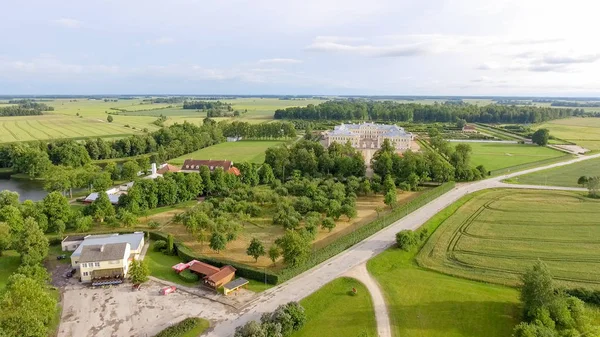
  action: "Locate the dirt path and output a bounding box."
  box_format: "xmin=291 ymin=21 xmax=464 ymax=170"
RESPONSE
xmin=343 ymin=264 xmax=391 ymax=337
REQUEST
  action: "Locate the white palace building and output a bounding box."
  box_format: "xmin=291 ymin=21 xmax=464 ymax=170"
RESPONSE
xmin=324 ymin=122 xmax=414 ymax=151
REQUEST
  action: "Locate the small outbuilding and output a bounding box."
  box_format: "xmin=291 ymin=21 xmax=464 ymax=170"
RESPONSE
xmin=223 ymin=278 xmax=249 ymax=296
xmin=185 ymin=260 xmax=237 ymax=290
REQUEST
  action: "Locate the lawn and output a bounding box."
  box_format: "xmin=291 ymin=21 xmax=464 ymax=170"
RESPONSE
xmin=169 ymin=140 xmax=290 ymax=165
xmin=505 ymin=156 xmax=600 ymax=187
xmin=181 ymin=318 xmax=210 ymax=337
xmin=367 ymin=195 xmax=520 ymax=337
xmin=453 ymin=142 xmax=566 ymax=172
xmin=145 ymin=247 xmax=199 ymax=286
xmin=291 ymin=277 xmax=377 ymax=337
xmin=417 ymin=188 xmax=600 ymax=289
xmin=534 ymin=117 xmax=600 ymax=151
xmin=0 ymin=250 xmax=20 ymax=289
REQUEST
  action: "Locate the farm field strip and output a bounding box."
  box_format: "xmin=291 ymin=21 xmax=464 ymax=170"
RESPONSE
xmin=507 ymin=156 xmax=600 ymax=187
xmin=534 ymin=117 xmax=600 ymax=151
xmin=169 ymin=140 xmax=290 ymax=165
xmin=417 ymin=189 xmax=600 ymax=289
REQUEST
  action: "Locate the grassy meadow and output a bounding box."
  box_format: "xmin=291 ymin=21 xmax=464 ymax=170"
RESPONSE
xmin=0 ymin=250 xmax=20 ymax=289
xmin=291 ymin=277 xmax=377 ymax=337
xmin=454 ymin=142 xmax=566 ymax=172
xmin=534 ymin=117 xmax=600 ymax=151
xmin=367 ymin=195 xmax=520 ymax=337
xmin=506 ymin=156 xmax=600 ymax=187
xmin=169 ymin=140 xmax=290 ymax=165
xmin=417 ymin=189 xmax=600 ymax=289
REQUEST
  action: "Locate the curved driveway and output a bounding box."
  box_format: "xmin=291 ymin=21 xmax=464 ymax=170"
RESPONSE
xmin=206 ymin=153 xmax=600 ymax=337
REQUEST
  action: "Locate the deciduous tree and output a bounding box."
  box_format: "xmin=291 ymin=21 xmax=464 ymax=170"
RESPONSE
xmin=246 ymin=238 xmax=266 ymax=262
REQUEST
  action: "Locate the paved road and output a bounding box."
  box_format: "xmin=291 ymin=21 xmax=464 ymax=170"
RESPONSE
xmin=206 ymin=153 xmax=600 ymax=337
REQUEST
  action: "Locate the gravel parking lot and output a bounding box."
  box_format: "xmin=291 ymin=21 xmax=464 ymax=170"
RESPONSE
xmin=58 ymin=281 xmax=235 ymax=337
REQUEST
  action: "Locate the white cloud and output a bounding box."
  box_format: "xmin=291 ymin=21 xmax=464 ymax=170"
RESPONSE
xmin=258 ymin=58 xmax=303 ymax=64
xmin=52 ymin=18 xmax=82 ymax=29
xmin=146 ymin=37 xmax=175 ymax=45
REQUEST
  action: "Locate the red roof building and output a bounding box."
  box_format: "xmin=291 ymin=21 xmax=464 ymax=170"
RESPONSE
xmin=186 ymin=260 xmax=237 ymax=289
xmin=181 ymin=159 xmax=233 ymax=172
xmin=157 ymin=164 xmax=181 ymax=175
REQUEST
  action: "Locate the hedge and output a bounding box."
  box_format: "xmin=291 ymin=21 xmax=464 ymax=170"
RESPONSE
xmin=153 ymin=317 xmax=205 ymax=337
xmin=135 ymin=183 xmax=455 ymax=286
xmin=565 ymin=288 xmax=600 ymax=306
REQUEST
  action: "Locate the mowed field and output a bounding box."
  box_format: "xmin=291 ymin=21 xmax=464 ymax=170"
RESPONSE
xmin=417 ymin=189 xmax=600 ymax=289
xmin=169 ymin=140 xmax=290 ymax=165
xmin=454 ymin=142 xmax=566 ymax=172
xmin=291 ymin=277 xmax=377 ymax=337
xmin=0 ymin=115 xmax=146 ymax=143
xmin=534 ymin=117 xmax=600 ymax=151
xmin=508 ymin=156 xmax=600 ymax=187
xmin=368 ymin=196 xmax=520 ymax=337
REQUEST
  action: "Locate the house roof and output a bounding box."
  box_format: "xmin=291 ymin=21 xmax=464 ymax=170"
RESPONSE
xmin=206 ymin=265 xmax=236 ymax=284
xmin=181 ymin=159 xmax=233 ymax=171
xmin=71 ymin=233 xmax=145 ymax=257
xmin=157 ymin=164 xmax=180 ymax=175
xmin=84 ymin=192 xmax=121 ymax=204
xmin=188 ymin=261 xmax=221 ymax=276
xmin=63 ymin=235 xmax=86 ymax=243
xmin=227 ymin=166 xmax=241 ymax=176
xmin=78 ymin=243 xmax=129 ymax=263
xmin=223 ymin=277 xmax=249 ymax=290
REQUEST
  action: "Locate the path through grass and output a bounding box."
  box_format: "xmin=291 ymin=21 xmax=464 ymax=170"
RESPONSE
xmin=291 ymin=277 xmax=377 ymax=337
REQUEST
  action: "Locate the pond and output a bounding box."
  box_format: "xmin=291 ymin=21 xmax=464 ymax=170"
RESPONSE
xmin=0 ymin=178 xmax=48 ymax=201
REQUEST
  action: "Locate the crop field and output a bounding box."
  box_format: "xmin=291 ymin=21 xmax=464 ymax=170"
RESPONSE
xmin=417 ymin=189 xmax=600 ymax=289
xmin=453 ymin=142 xmax=565 ymax=172
xmin=169 ymin=140 xmax=290 ymax=165
xmin=534 ymin=117 xmax=600 ymax=151
xmin=368 ymin=195 xmax=519 ymax=337
xmin=291 ymin=277 xmax=377 ymax=337
xmin=0 ymin=98 xmax=323 ymax=144
xmin=507 ymin=156 xmax=600 ymax=187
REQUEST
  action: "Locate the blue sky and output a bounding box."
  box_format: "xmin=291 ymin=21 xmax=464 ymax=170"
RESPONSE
xmin=1 ymin=0 xmax=599 ymax=96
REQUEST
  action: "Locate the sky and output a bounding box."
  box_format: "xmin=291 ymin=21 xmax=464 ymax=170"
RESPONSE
xmin=1 ymin=0 xmax=600 ymax=96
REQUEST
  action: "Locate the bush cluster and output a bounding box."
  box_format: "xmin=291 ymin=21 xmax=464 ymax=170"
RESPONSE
xmin=234 ymin=302 xmax=306 ymax=337
xmin=153 ymin=317 xmax=203 ymax=337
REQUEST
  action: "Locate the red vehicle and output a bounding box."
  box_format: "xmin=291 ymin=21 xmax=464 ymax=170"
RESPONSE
xmin=160 ymin=286 xmax=176 ymax=295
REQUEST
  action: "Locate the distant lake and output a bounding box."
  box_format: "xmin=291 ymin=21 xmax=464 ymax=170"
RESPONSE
xmin=0 ymin=178 xmax=48 ymax=201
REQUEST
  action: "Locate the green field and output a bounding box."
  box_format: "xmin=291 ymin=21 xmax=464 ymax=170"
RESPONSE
xmin=417 ymin=189 xmax=600 ymax=289
xmin=291 ymin=277 xmax=377 ymax=337
xmin=367 ymin=196 xmax=519 ymax=337
xmin=454 ymin=142 xmax=566 ymax=172
xmin=170 ymin=140 xmax=288 ymax=165
xmin=534 ymin=117 xmax=600 ymax=151
xmin=0 ymin=250 xmax=20 ymax=289
xmin=506 ymin=156 xmax=600 ymax=187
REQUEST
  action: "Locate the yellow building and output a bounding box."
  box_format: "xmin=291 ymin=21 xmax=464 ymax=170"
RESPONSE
xmin=78 ymin=243 xmax=131 ymax=284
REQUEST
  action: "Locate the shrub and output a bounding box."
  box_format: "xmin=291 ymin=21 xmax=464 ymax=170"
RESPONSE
xmin=154 ymin=317 xmax=204 ymax=337
xmin=148 ymin=221 xmax=160 ymax=229
xmin=178 ymin=269 xmax=199 ymax=282
xmin=396 ymin=230 xmax=417 ymax=251
xmin=153 ymin=240 xmax=167 ymax=252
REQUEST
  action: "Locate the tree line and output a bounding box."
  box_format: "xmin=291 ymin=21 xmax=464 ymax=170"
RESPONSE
xmin=222 ymin=121 xmax=297 ymax=140
xmin=182 ymin=100 xmax=232 ymax=111
xmin=273 ymin=100 xmax=575 ymax=124
xmin=0 ymin=100 xmax=54 ymax=117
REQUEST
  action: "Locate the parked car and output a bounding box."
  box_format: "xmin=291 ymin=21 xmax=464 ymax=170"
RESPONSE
xmin=65 ymin=268 xmax=76 ymax=278
xmin=57 ymin=254 xmax=67 ymax=260
xmin=159 ymin=286 xmax=176 ymax=295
